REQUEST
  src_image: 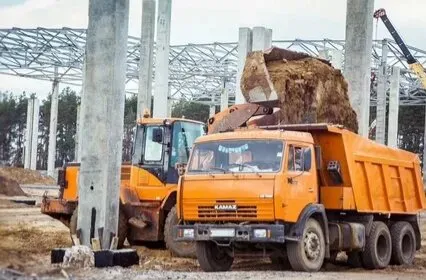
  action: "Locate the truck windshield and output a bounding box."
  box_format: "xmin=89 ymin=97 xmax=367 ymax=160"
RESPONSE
xmin=188 ymin=140 xmax=284 ymax=174
xmin=170 ymin=121 xmax=205 ymax=167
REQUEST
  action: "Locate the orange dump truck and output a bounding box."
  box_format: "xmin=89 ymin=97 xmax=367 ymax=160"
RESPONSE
xmin=174 ymin=124 xmax=426 ymax=272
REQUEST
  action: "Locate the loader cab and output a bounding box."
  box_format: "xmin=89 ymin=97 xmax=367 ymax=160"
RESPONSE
xmin=131 ymin=119 xmax=205 ymax=186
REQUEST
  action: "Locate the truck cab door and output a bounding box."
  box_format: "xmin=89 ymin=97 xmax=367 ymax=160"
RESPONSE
xmin=281 ymin=143 xmax=318 ymax=222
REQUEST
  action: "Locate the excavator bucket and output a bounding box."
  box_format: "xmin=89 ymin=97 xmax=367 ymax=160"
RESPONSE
xmin=208 ymin=102 xmax=276 ymax=134
xmin=240 ymin=47 xmax=330 ymax=103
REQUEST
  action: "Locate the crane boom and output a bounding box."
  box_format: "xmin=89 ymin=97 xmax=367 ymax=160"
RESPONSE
xmin=374 ymin=8 xmax=426 ymax=89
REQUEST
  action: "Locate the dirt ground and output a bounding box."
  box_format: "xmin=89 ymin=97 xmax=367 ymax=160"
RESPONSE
xmin=0 ymin=195 xmax=425 ymax=280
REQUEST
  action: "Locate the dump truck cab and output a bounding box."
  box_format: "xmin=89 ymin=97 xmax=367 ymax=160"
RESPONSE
xmin=175 ymin=124 xmax=426 ymax=272
xmin=41 ymin=117 xmax=205 ymax=256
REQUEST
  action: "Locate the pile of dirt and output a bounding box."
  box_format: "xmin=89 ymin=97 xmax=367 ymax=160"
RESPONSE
xmin=241 ymin=49 xmax=358 ymax=133
xmin=0 ymin=167 xmax=55 ymax=185
xmin=0 ymin=175 xmax=26 ymax=196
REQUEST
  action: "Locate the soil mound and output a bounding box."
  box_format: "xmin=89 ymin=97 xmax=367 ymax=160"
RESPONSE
xmin=0 ymin=175 xmax=26 ymax=196
xmin=0 ymin=167 xmax=55 ymax=185
xmin=241 ymin=50 xmax=358 ymax=133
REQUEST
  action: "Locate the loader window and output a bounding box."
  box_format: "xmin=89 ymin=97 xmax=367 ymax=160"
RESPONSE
xmin=170 ymin=121 xmax=205 ymax=167
xmin=144 ymin=126 xmax=163 ymax=162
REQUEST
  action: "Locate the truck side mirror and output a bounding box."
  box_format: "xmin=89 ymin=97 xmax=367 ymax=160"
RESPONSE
xmin=175 ymin=162 xmax=187 ymax=176
xmin=314 ymin=146 xmax=322 ymax=170
xmin=152 ymin=128 xmax=163 ymax=143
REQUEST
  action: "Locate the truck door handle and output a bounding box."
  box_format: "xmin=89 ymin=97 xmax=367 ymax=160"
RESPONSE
xmin=308 ymin=187 xmax=314 ymax=193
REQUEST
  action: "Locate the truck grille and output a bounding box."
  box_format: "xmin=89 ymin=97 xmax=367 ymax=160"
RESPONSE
xmin=198 ymin=205 xmax=257 ymax=218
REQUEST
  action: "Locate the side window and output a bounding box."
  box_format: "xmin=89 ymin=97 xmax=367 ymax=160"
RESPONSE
xmin=144 ymin=126 xmax=163 ymax=162
xmin=287 ymin=145 xmax=311 ymax=172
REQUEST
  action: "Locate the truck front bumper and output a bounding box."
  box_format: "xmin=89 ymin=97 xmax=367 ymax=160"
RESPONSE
xmin=174 ymin=224 xmax=285 ymax=243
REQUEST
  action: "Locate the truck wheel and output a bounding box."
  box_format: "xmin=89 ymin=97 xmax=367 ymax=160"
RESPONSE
xmin=196 ymin=241 xmax=234 ymax=272
xmin=286 ymin=218 xmax=325 ymax=272
xmin=362 ymin=221 xmax=391 ymax=269
xmin=164 ymin=206 xmax=196 ymax=258
xmin=70 ymin=207 xmax=128 ymax=249
xmin=390 ymin=221 xmax=416 ymax=265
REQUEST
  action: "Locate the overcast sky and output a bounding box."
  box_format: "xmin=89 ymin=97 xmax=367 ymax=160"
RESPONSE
xmin=0 ymin=0 xmax=425 ymax=99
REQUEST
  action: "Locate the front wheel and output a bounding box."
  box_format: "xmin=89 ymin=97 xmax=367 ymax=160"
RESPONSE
xmin=164 ymin=206 xmax=196 ymax=258
xmin=286 ymin=218 xmax=325 ymax=272
xmin=196 ymin=241 xmax=234 ymax=272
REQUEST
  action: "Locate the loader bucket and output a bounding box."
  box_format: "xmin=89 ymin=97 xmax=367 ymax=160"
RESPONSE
xmin=240 ymin=47 xmax=331 ymax=103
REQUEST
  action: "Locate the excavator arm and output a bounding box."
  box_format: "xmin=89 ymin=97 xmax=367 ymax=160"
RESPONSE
xmin=374 ymin=8 xmax=426 ymax=89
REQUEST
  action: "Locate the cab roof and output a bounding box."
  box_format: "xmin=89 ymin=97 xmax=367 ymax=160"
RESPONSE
xmin=197 ymin=127 xmax=314 ymax=144
xmin=136 ymin=117 xmax=205 ymax=125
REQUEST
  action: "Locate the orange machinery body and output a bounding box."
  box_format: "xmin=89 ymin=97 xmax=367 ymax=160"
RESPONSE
xmin=179 ymin=124 xmax=426 ymax=224
xmin=41 ymin=117 xmax=204 ymax=242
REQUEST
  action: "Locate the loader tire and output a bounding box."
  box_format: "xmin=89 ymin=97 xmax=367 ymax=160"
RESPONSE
xmin=361 ymin=221 xmax=391 ymax=269
xmin=196 ymin=241 xmax=234 ymax=272
xmin=70 ymin=207 xmax=128 ymax=249
xmin=164 ymin=206 xmax=196 ymax=258
xmin=286 ymin=218 xmax=325 ymax=272
xmin=390 ymin=221 xmax=416 ymax=265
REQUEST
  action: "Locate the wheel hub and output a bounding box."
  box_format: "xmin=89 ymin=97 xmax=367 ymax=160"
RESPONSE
xmin=304 ymin=231 xmax=320 ymax=260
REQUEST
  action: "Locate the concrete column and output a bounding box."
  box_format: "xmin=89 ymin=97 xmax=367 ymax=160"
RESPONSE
xmin=209 ymin=105 xmax=216 ymax=118
xmin=235 ymin=27 xmax=253 ymax=104
xmin=329 ymin=49 xmax=344 ymax=70
xmin=387 ymin=67 xmax=400 ymax=148
xmin=153 ymin=0 xmax=172 ymax=118
xmin=252 ymin=26 xmax=272 ymax=51
xmin=375 ymin=40 xmax=388 ymax=144
xmin=24 ymin=97 xmax=39 ymax=170
xmin=47 ymin=67 xmax=59 ymax=176
xmin=344 ymin=0 xmax=374 ymax=137
xmin=137 ymin=0 xmax=156 ymax=118
xmin=265 ymin=28 xmax=272 ymax=49
xmin=74 ymin=104 xmax=80 ymax=161
xmin=220 ymin=79 xmax=229 ymax=111
xmin=78 ymin=0 xmax=129 ymax=248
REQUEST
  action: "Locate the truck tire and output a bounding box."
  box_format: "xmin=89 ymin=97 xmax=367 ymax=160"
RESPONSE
xmin=70 ymin=207 xmax=128 ymax=249
xmin=286 ymin=218 xmax=325 ymax=272
xmin=390 ymin=221 xmax=416 ymax=265
xmin=164 ymin=206 xmax=196 ymax=258
xmin=361 ymin=221 xmax=391 ymax=269
xmin=196 ymin=241 xmax=234 ymax=272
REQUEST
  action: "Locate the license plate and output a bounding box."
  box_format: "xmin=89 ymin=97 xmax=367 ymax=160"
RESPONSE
xmin=210 ymin=228 xmax=235 ymax=237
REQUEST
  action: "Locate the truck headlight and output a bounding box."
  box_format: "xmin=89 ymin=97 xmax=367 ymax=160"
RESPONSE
xmin=254 ymin=229 xmax=267 ymax=238
xmin=183 ymin=228 xmax=194 ymax=238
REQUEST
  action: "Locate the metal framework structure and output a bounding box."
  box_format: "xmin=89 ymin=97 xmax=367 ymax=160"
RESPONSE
xmin=1 ymin=28 xmax=425 ymax=105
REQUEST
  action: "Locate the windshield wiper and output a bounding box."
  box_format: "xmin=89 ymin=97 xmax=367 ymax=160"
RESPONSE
xmin=236 ymin=163 xmax=262 ymax=177
xmin=208 ymin=167 xmax=227 ymax=174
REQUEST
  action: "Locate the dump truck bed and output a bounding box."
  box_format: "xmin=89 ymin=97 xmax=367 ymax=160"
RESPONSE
xmin=266 ymin=124 xmax=426 ymax=214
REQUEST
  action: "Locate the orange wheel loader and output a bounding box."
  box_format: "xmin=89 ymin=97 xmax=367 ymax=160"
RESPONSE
xmin=41 ymin=116 xmax=205 ymax=257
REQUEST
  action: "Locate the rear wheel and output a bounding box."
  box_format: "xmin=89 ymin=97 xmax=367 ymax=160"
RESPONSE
xmin=286 ymin=218 xmax=325 ymax=272
xmin=361 ymin=221 xmax=392 ymax=269
xmin=70 ymin=207 xmax=128 ymax=249
xmin=164 ymin=206 xmax=196 ymax=258
xmin=390 ymin=221 xmax=416 ymax=265
xmin=196 ymin=241 xmax=234 ymax=272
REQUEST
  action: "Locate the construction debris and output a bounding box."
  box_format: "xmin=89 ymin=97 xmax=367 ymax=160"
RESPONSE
xmin=62 ymin=246 xmax=94 ymax=268
xmin=241 ymin=47 xmax=358 ymax=133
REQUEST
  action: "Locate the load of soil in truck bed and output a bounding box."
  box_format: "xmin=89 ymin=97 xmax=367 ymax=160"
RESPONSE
xmin=241 ymin=49 xmax=358 ymax=133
